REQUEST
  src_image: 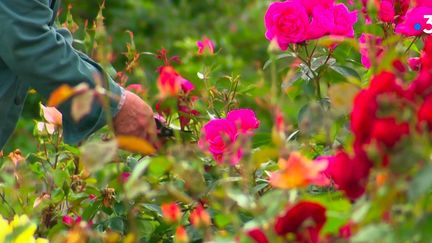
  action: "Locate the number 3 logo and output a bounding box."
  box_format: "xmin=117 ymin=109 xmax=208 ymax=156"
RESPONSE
xmin=424 ymin=15 xmax=432 ymax=34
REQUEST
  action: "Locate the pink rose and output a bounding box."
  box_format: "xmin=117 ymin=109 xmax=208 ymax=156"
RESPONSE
xmin=306 ymin=6 xmax=335 ymax=40
xmin=226 ymin=109 xmax=260 ymax=134
xmin=62 ymin=215 xmax=75 ymax=226
xmin=264 ymin=1 xmax=310 ymax=50
xmin=180 ymin=77 xmax=195 ymax=93
xmin=331 ymin=3 xmax=358 ymax=37
xmin=379 ymin=0 xmax=395 ymax=22
xmin=299 ymin=0 xmax=335 ymax=14
xmin=359 ymin=34 xmax=384 ymax=68
xmin=417 ymin=0 xmax=432 ymax=7
xmin=197 ymin=37 xmax=215 ymax=55
xmin=396 ymin=7 xmax=432 ymax=36
xmin=199 ymin=119 xmax=239 ymax=164
xmin=41 ymin=104 xmax=62 ymax=126
xmin=408 ymin=57 xmax=421 ymax=71
xmin=199 ymin=109 xmax=260 ymax=165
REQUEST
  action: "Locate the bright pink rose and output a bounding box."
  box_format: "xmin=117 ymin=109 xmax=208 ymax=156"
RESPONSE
xmin=331 ymin=3 xmax=358 ymax=37
xmin=299 ymin=0 xmax=335 ymax=14
xmin=62 ymin=215 xmax=75 ymax=226
xmin=180 ymin=77 xmax=195 ymax=93
xmin=199 ymin=119 xmax=239 ymax=164
xmin=264 ymin=1 xmax=310 ymax=49
xmin=395 ymin=7 xmax=432 ymax=36
xmin=226 ymin=109 xmax=260 ymax=134
xmin=307 ymin=6 xmax=335 ymax=40
xmin=379 ymin=0 xmax=395 ymax=22
xmin=417 ymin=0 xmax=432 ymax=7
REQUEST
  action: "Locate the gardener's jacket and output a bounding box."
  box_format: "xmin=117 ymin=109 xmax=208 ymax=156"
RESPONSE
xmin=0 ymin=0 xmax=123 ymax=149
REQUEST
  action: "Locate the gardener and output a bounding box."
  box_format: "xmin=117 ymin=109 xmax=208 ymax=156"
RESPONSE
xmin=0 ymin=0 xmax=157 ymax=149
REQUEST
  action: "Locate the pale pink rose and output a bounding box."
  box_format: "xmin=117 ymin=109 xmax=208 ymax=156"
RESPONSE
xmin=226 ymin=109 xmax=260 ymax=134
xmin=331 ymin=3 xmax=358 ymax=38
xmin=299 ymin=0 xmax=335 ymax=14
xmin=37 ymin=122 xmax=56 ymax=135
xmin=379 ymin=0 xmax=395 ymax=22
xmin=396 ymin=7 xmax=432 ymax=36
xmin=264 ymin=1 xmax=310 ymax=50
xmin=197 ymin=37 xmax=215 ymax=55
xmin=199 ymin=119 xmax=239 ymax=164
xmin=306 ymin=6 xmax=335 ymax=40
xmin=408 ymin=57 xmax=421 ymax=71
xmin=41 ymin=104 xmax=62 ymax=126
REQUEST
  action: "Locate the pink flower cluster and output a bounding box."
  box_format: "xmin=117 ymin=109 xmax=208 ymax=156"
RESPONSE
xmin=395 ymin=0 xmax=432 ymax=36
xmin=264 ymin=0 xmax=358 ymax=50
xmin=199 ymin=109 xmax=260 ymax=165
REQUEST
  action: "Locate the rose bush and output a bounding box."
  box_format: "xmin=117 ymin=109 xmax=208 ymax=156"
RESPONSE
xmin=2 ymin=0 xmax=432 ymax=242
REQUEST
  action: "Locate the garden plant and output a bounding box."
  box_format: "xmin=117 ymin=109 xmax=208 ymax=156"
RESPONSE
xmin=2 ymin=0 xmax=432 ymax=242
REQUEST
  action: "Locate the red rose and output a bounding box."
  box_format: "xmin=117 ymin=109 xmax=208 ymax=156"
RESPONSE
xmin=274 ymin=201 xmax=326 ymax=243
xmin=247 ymin=228 xmax=269 ymax=243
xmin=324 ymin=150 xmax=372 ymax=200
xmin=370 ymin=118 xmax=409 ymax=148
xmin=418 ymin=95 xmax=432 ymax=131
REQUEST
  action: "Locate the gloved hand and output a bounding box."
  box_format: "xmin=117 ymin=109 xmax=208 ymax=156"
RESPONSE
xmin=113 ymin=90 xmax=159 ymax=148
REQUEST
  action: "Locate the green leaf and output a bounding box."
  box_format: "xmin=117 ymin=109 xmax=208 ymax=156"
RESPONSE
xmin=148 ymin=156 xmax=172 ymax=177
xmin=303 ymin=193 xmax=352 ymax=234
xmin=215 ymin=214 xmax=232 ymax=228
xmin=53 ymin=169 xmax=68 ymax=188
xmin=329 ymin=64 xmax=361 ymax=82
xmin=409 ymin=165 xmax=432 ymax=201
xmin=227 ymin=189 xmax=256 ymax=209
xmin=107 ymin=216 xmax=125 ymax=233
xmin=51 ymin=188 xmax=65 ymax=203
xmin=80 ymin=139 xmax=117 ymax=173
xmin=351 ymin=224 xmax=394 ymax=243
xmin=82 ymin=201 xmax=101 ymax=220
xmin=126 ymin=157 xmax=151 ymax=188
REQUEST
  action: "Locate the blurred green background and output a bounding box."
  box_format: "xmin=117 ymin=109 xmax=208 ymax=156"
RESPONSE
xmin=5 ymin=0 xmax=269 ymax=153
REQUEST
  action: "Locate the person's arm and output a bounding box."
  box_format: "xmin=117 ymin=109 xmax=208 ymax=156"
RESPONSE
xmin=0 ymin=0 xmax=155 ymax=144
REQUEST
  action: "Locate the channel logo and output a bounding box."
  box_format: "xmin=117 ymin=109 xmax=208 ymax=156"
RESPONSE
xmin=416 ymin=15 xmax=432 ymax=34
